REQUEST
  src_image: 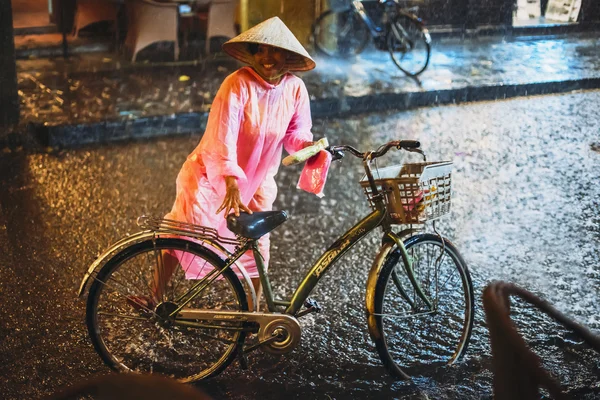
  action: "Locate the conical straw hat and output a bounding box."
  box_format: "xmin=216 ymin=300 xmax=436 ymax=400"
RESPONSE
xmin=222 ymin=17 xmax=316 ymax=72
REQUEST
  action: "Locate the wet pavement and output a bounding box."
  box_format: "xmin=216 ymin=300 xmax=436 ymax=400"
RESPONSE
xmin=10 ymin=33 xmax=600 ymax=148
xmin=1 ymin=90 xmax=600 ymax=399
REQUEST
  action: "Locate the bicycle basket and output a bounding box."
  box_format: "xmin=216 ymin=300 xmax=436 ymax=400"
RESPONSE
xmin=360 ymin=161 xmax=452 ymax=224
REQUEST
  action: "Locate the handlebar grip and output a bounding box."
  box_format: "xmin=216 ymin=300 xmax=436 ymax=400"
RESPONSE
xmin=398 ymin=140 xmax=421 ymax=149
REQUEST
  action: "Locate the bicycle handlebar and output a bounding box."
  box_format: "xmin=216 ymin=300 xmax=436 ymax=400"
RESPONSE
xmin=373 ymin=140 xmax=421 ymax=158
xmin=325 ymin=139 xmax=425 ymax=208
xmin=326 ymin=139 xmax=421 ymax=160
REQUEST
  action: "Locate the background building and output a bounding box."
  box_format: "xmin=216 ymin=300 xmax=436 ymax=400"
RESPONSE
xmin=2 ymin=0 xmax=600 ymax=128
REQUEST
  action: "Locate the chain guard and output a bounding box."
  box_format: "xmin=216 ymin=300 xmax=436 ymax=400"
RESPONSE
xmin=258 ymin=317 xmax=301 ymax=354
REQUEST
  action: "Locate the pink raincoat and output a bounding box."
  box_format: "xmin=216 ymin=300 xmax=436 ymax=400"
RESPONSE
xmin=166 ymin=67 xmax=313 ymax=279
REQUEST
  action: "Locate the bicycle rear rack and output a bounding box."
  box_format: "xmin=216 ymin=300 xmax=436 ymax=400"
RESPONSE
xmin=137 ymin=215 xmax=242 ymax=246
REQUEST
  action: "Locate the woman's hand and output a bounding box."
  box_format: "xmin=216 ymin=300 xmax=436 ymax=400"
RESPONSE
xmin=302 ymin=140 xmax=321 ymax=163
xmin=302 ymin=140 xmax=315 ymax=149
xmin=216 ymin=176 xmax=253 ymax=217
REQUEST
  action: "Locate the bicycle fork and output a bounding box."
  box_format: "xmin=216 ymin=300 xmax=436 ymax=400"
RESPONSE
xmin=390 ymin=21 xmax=414 ymax=51
xmin=386 ymin=231 xmax=433 ymax=310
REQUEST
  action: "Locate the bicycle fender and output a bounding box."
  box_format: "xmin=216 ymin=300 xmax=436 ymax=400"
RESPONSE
xmin=397 ymin=11 xmax=432 ymax=44
xmin=365 ymin=239 xmax=396 ymax=340
xmin=368 ymin=229 xmax=421 ymax=338
xmin=77 ymin=231 xmax=156 ymax=297
xmin=76 ymin=232 xmax=257 ymax=309
xmin=380 ymin=228 xmax=420 ymax=245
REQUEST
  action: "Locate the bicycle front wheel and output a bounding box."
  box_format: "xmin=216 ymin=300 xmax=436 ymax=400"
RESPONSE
xmin=371 ymin=233 xmax=474 ymax=378
xmin=86 ymin=238 xmax=248 ymax=382
xmin=387 ymin=15 xmax=431 ymax=76
xmin=312 ymin=9 xmax=370 ymax=58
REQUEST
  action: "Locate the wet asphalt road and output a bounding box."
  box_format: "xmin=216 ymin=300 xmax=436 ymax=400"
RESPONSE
xmin=1 ymin=90 xmax=600 ymax=399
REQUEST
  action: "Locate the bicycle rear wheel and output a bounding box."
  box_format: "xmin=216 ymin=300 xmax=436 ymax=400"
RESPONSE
xmin=371 ymin=233 xmax=474 ymax=378
xmin=312 ymin=9 xmax=370 ymax=58
xmin=86 ymin=238 xmax=248 ymax=382
xmin=387 ymin=15 xmax=431 ymax=76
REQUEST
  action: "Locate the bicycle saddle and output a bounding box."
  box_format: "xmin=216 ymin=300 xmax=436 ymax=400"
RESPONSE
xmin=226 ymin=210 xmax=288 ymax=240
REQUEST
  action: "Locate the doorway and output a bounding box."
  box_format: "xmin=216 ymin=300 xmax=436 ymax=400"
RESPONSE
xmin=12 ymin=0 xmax=55 ymax=31
xmin=513 ymin=0 xmax=582 ymax=26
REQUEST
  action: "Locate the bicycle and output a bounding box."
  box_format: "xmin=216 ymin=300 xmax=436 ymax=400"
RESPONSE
xmin=78 ymin=139 xmax=474 ymax=382
xmin=312 ymin=0 xmax=432 ymax=76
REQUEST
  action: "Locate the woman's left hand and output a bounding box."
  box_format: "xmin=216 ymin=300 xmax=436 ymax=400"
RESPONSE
xmin=302 ymin=141 xmax=315 ymax=149
xmin=216 ymin=176 xmax=253 ymax=217
xmin=303 ymin=140 xmax=322 ymax=163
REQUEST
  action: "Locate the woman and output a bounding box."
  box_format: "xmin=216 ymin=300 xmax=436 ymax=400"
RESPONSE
xmin=136 ymin=17 xmax=318 ymax=311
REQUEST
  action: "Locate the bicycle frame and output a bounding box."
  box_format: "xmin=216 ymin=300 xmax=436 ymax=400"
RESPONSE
xmin=283 ymin=209 xmax=386 ymax=314
xmin=352 ymin=0 xmax=426 ymax=38
xmin=168 ymin=153 xmax=433 ymax=318
xmin=352 ymin=1 xmax=384 ymax=37
xmin=161 ymin=207 xmax=386 ymax=318
xmin=80 ymin=142 xmax=434 ymax=327
xmin=80 ymin=139 xmax=463 ymax=381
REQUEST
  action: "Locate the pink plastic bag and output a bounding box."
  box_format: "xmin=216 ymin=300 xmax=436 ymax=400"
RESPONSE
xmin=404 ymin=190 xmax=424 ymax=211
xmin=297 ymin=150 xmax=332 ymax=198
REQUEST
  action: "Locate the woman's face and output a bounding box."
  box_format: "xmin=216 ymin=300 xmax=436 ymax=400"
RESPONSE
xmin=251 ymin=45 xmax=288 ymax=83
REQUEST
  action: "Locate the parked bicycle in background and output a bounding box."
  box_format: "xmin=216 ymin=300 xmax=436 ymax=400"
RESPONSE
xmin=312 ymin=0 xmax=431 ymax=76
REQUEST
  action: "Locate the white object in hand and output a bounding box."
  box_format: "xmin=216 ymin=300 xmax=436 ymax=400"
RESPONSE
xmin=282 ymin=137 xmax=329 ymax=166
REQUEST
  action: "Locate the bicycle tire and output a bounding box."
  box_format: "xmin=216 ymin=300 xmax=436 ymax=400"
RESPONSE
xmin=371 ymin=233 xmax=474 ymax=379
xmin=312 ymin=9 xmax=370 ymax=58
xmin=86 ymin=238 xmax=248 ymax=382
xmin=387 ymin=15 xmax=431 ymax=76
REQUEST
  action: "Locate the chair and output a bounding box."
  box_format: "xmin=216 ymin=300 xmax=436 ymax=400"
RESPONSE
xmin=73 ymin=0 xmax=119 ymax=37
xmin=205 ymin=0 xmax=237 ymax=54
xmin=124 ymin=0 xmax=179 ymax=62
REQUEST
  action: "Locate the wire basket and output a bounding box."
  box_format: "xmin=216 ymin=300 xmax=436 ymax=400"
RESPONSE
xmin=360 ymin=161 xmax=452 ymax=224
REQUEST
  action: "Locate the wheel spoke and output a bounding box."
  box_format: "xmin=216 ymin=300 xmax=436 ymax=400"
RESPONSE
xmin=374 ymin=234 xmax=474 ymax=377
xmin=170 ymin=243 xmax=194 ymax=298
xmin=92 ymin=275 xmax=157 ymax=316
xmin=86 ymin=239 xmax=247 ymax=382
xmin=377 ymin=309 xmax=437 ymax=319
xmin=98 ymin=311 xmax=151 ymax=321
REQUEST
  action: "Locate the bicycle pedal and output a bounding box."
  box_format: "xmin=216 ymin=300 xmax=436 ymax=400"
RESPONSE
xmin=303 ymin=298 xmax=322 ymax=313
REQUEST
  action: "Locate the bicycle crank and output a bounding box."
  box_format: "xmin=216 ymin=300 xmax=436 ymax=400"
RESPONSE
xmin=175 ymin=310 xmax=301 ymax=354
xmin=257 ymin=317 xmax=301 ymax=354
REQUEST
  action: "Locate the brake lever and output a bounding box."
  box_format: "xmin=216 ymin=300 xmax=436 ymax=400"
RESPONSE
xmin=331 ymin=150 xmax=345 ymax=161
xmin=402 ymin=147 xmax=427 ymax=161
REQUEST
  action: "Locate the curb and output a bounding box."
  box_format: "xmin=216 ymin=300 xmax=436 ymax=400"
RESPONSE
xmin=427 ymin=22 xmax=600 ymax=40
xmin=322 ymin=77 xmax=600 ymax=116
xmin=33 ymin=112 xmax=210 ymax=148
xmin=16 ymin=40 xmax=113 ymax=60
xmin=12 ymin=76 xmax=600 ymax=150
